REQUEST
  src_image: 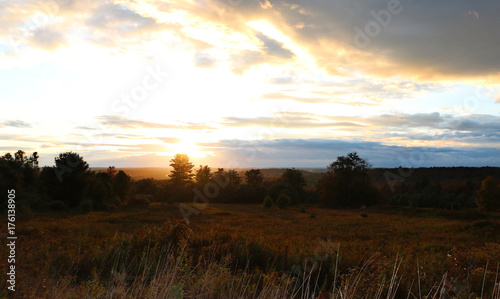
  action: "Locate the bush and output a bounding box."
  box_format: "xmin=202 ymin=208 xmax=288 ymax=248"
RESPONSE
xmin=263 ymin=195 xmax=273 ymax=208
xmin=167 ymin=196 xmax=176 ymax=205
xmin=476 ymin=177 xmax=500 ymax=212
xmin=78 ymin=199 xmax=93 ymax=213
xmin=18 ymin=201 xmax=33 ymax=220
xmin=128 ymin=194 xmax=151 ymax=207
xmin=49 ymin=200 xmax=67 ymax=211
xmin=276 ymin=194 xmax=291 ymax=209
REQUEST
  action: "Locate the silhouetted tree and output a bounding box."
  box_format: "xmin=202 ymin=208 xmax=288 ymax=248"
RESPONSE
xmin=0 ymin=151 xmax=40 ymax=192
xmin=106 ymin=166 xmax=117 ymax=178
xmin=245 ymin=169 xmax=264 ymax=186
xmin=278 ymin=168 xmax=306 ymax=203
xmin=263 ymin=195 xmax=273 ymax=208
xmin=214 ymin=168 xmax=225 ymax=179
xmin=195 ymin=165 xmax=212 ymax=185
xmin=41 ymin=152 xmax=91 ymax=208
xmin=113 ymin=170 xmax=132 ymax=202
xmin=281 ymin=168 xmax=306 ymax=189
xmin=476 ymin=176 xmax=500 ymax=212
xmin=135 ymin=178 xmax=159 ymax=197
xmin=85 ymin=172 xmax=115 ymax=211
xmin=2 ymin=153 xmax=13 ymax=161
xmin=168 ymin=154 xmax=194 ymax=186
xmin=318 ymin=152 xmax=377 ymax=208
xmin=276 ymin=194 xmax=291 ymax=209
xmin=14 ymin=150 xmax=26 ymax=164
xmin=268 ymin=181 xmax=300 ymax=204
xmin=227 ymin=169 xmax=242 ymax=186
xmin=239 ymin=169 xmax=266 ymax=203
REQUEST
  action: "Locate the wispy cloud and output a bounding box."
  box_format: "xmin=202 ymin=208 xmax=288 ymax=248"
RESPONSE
xmin=96 ymin=115 xmax=212 ymax=130
xmin=222 ymin=113 xmax=364 ymax=129
xmin=256 ymin=32 xmax=294 ymax=59
xmin=1 ymin=0 xmax=499 ymax=168
xmin=1 ymin=120 xmax=32 ymax=128
xmin=29 ymin=27 xmax=66 ymax=50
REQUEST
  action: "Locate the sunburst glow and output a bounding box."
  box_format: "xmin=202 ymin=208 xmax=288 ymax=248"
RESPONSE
xmin=173 ymin=140 xmax=201 ymax=157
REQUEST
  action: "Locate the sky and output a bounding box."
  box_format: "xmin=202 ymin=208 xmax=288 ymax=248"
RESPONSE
xmin=1 ymin=0 xmax=500 ymax=168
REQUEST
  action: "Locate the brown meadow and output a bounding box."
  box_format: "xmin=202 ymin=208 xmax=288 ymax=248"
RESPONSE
xmin=3 ymin=203 xmax=499 ymax=298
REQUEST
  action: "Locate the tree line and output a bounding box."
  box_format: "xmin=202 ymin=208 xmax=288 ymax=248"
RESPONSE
xmin=1 ymin=150 xmax=498 ymax=214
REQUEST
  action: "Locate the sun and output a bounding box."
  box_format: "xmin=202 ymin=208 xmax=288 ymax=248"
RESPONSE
xmin=174 ymin=140 xmax=200 ymax=157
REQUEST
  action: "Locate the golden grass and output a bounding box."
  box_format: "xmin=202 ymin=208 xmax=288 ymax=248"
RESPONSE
xmin=2 ymin=203 xmax=500 ymax=297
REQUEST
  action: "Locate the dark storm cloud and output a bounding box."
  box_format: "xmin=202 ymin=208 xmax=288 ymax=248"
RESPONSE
xmin=201 ymin=0 xmax=500 ymax=78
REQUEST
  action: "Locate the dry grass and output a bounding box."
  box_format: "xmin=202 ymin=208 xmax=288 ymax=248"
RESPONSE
xmin=2 ymin=203 xmax=500 ymax=297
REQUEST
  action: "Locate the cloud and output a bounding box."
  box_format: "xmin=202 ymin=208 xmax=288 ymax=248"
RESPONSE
xmin=219 ymin=112 xmax=500 ymax=134
xmin=194 ymin=52 xmax=217 ymax=68
xmin=197 ymin=0 xmax=500 ymax=79
xmin=259 ymin=0 xmax=273 ymax=10
xmin=3 ymin=0 xmax=499 ymax=79
xmin=222 ymin=113 xmax=364 ymax=129
xmin=87 ymin=4 xmax=158 ymax=34
xmin=369 ymin=112 xmax=444 ymax=128
xmin=97 ymin=115 xmax=179 ymax=129
xmin=467 ymin=10 xmax=479 ymax=19
xmin=96 ymin=115 xmax=213 ymax=130
xmin=446 ymin=114 xmax=500 ymax=132
xmin=256 ymin=79 xmax=442 ymax=104
xmin=1 ymin=120 xmax=32 ymax=128
xmin=28 ymin=27 xmax=66 ymax=50
xmin=215 ymin=112 xmax=500 ymax=148
xmin=230 ymin=50 xmax=265 ymax=74
xmin=157 ymin=137 xmax=182 ymax=144
xmin=260 ymin=92 xmax=329 ymax=103
xmin=328 ymin=112 xmax=500 ymax=133
xmin=256 ymin=32 xmax=294 ymax=59
xmin=202 ymin=138 xmax=500 ymax=168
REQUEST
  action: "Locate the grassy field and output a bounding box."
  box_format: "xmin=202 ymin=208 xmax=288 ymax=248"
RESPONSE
xmin=3 ymin=203 xmax=500 ymax=298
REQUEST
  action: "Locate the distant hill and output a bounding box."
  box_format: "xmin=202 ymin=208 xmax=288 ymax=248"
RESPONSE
xmin=92 ymin=167 xmax=172 ymax=180
xmin=92 ymin=166 xmax=500 ymax=188
xmin=368 ymin=167 xmax=500 ymax=187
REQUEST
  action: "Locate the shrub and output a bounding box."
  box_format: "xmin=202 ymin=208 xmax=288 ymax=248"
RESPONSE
xmin=167 ymin=196 xmax=176 ymax=204
xmin=276 ymin=194 xmax=291 ymax=209
xmin=476 ymin=176 xmax=500 ymax=212
xmin=128 ymin=194 xmax=151 ymax=207
xmin=18 ymin=201 xmax=33 ymax=220
xmin=78 ymin=199 xmax=93 ymax=213
xmin=49 ymin=200 xmax=67 ymax=211
xmin=263 ymin=195 xmax=273 ymax=208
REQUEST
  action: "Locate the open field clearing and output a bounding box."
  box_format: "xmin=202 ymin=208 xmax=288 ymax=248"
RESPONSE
xmin=3 ymin=203 xmax=500 ymax=298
